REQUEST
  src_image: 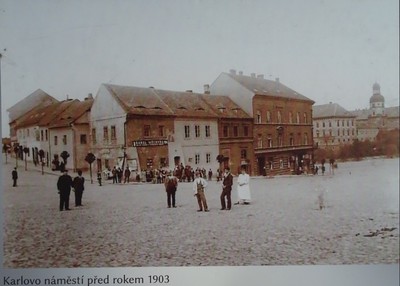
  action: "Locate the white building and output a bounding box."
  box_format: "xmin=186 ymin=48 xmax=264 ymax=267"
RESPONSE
xmin=313 ymin=102 xmax=357 ymax=150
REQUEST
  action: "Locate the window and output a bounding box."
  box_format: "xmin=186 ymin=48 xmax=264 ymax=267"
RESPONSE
xmin=337 ymin=121 xmax=340 ymax=127
xmin=316 ymin=122 xmax=319 ymax=128
xmin=267 ymin=135 xmax=272 ymax=147
xmin=304 ymin=133 xmax=308 ymax=145
xmin=159 ymin=125 xmax=165 ymax=137
xmin=316 ymin=131 xmax=319 ymax=138
xmin=206 ymin=153 xmax=211 ymax=163
xmin=347 ymin=120 xmax=349 ymax=127
xmin=296 ymin=112 xmax=300 ymax=124
xmin=240 ymin=149 xmax=247 ymax=159
xmin=111 ymin=126 xmax=116 ymax=141
xmin=329 ymin=121 xmax=332 ymax=127
xmin=63 ymin=135 xmax=67 ymax=145
xmin=103 ymin=126 xmax=109 ymax=142
xmin=342 ymin=120 xmax=344 ymax=127
xmin=80 ymin=134 xmax=87 ymax=144
xmin=35 ymin=130 xmax=40 ymax=141
xmin=160 ymin=157 xmax=167 ymax=167
xmin=243 ymin=125 xmax=249 ymax=137
xmin=184 ymin=125 xmax=190 ymax=138
xmin=41 ymin=130 xmax=44 ymax=141
xmin=256 ymin=111 xmax=261 ymax=124
xmin=143 ymin=125 xmax=150 ymax=137
xmin=277 ymin=135 xmax=283 ymax=146
xmin=289 ymin=134 xmax=294 ymax=146
xmin=347 ymin=129 xmax=350 ymax=136
xmin=195 ymin=154 xmax=200 ymax=165
xmin=205 ymin=125 xmax=211 ymax=138
xmin=266 ymin=111 xmax=271 ymax=123
xmin=233 ymin=126 xmax=238 ymax=137
xmin=304 ymin=113 xmax=307 ymax=124
xmin=195 ymin=125 xmax=201 ymax=138
xmin=289 ymin=112 xmax=293 ymax=124
xmin=322 ymin=122 xmax=325 ymax=128
xmin=277 ymin=111 xmax=282 ymax=123
xmin=223 ymin=125 xmax=229 ymax=137
xmin=337 ymin=130 xmax=340 ymax=136
xmin=257 ymin=134 xmax=263 ymax=148
xmin=54 ymin=136 xmax=58 ymax=145
xmin=27 ymin=129 xmax=30 ymax=137
xmin=92 ymin=128 xmax=96 ymax=144
xmin=45 ymin=130 xmax=48 ymax=141
xmin=280 ymin=159 xmax=284 ymax=169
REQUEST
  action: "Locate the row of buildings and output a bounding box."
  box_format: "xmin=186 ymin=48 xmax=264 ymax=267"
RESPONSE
xmin=6 ymin=70 xmax=398 ymax=176
xmin=313 ymin=82 xmax=399 ymax=151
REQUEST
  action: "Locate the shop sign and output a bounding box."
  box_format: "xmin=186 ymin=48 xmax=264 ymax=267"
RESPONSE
xmin=132 ymin=139 xmax=168 ymax=147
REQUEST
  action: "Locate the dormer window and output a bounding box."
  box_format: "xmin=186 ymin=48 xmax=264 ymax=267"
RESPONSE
xmin=134 ymin=105 xmax=146 ymax=109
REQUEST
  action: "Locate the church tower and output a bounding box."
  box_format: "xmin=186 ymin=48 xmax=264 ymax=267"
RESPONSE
xmin=369 ymin=82 xmax=385 ymax=116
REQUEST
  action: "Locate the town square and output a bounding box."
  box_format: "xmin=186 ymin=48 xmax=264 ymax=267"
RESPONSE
xmin=2 ymin=156 xmax=398 ymax=267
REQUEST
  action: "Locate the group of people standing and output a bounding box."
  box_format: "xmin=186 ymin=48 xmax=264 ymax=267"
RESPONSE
xmin=57 ymin=170 xmax=85 ymax=211
xmin=164 ymin=166 xmax=252 ymax=212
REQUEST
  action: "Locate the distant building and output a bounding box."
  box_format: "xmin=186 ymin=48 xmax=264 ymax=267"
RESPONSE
xmin=351 ymin=83 xmax=399 ymax=142
xmin=313 ymin=102 xmax=357 ymax=150
xmin=7 ymin=89 xmax=58 ymax=144
xmin=12 ymin=97 xmax=93 ymax=171
xmin=210 ymin=70 xmax=315 ymax=175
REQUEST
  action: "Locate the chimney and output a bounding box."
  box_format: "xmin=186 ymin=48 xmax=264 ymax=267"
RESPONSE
xmin=203 ymin=84 xmax=210 ymax=94
xmin=257 ymin=74 xmax=264 ymax=79
xmin=275 ymin=78 xmax=280 ymax=93
xmin=66 ymin=94 xmax=69 ymax=100
xmin=251 ymin=73 xmax=256 ymax=78
xmin=239 ymin=71 xmax=243 ymax=75
xmin=85 ymin=93 xmax=93 ymax=100
xmin=229 ymin=69 xmax=236 ymax=75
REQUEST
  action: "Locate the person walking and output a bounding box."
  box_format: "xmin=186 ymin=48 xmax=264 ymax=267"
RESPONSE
xmin=12 ymin=167 xmax=18 ymax=187
xmin=97 ymin=170 xmax=102 ymax=186
xmin=235 ymin=166 xmax=251 ymax=205
xmin=57 ymin=170 xmax=73 ymax=211
xmin=164 ymin=171 xmax=178 ymax=208
xmin=124 ymin=167 xmax=131 ymax=183
xmin=112 ymin=167 xmax=117 ymax=183
xmin=220 ymin=167 xmax=233 ymax=210
xmin=193 ymin=171 xmax=209 ymax=212
xmin=73 ymin=170 xmax=85 ymax=207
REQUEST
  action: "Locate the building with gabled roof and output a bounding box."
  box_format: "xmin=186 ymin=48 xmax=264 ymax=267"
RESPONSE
xmin=312 ymin=102 xmax=357 ymax=150
xmin=91 ymin=84 xmax=222 ymax=174
xmin=7 ymin=89 xmax=59 ymax=143
xmin=210 ymin=70 xmax=315 ymax=175
xmin=48 ymin=97 xmax=94 ymax=171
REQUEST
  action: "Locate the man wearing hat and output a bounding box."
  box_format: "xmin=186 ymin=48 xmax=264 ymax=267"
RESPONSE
xmin=57 ymin=170 xmax=73 ymax=211
xmin=164 ymin=170 xmax=178 ymax=208
xmin=193 ymin=171 xmax=209 ymax=212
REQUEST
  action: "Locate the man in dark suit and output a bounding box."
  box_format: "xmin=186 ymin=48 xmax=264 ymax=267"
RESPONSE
xmin=12 ymin=167 xmax=18 ymax=187
xmin=73 ymin=170 xmax=85 ymax=207
xmin=220 ymin=167 xmax=233 ymax=210
xmin=57 ymin=170 xmax=73 ymax=211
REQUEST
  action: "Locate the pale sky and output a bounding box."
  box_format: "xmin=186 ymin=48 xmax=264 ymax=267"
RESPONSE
xmin=1 ymin=0 xmax=399 ymax=137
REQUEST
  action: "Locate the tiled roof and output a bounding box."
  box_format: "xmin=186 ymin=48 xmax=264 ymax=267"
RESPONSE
xmin=350 ymin=106 xmax=399 ymax=119
xmin=200 ymin=94 xmax=252 ymax=119
xmin=385 ymin=106 xmax=399 ymax=117
xmin=313 ymin=103 xmax=355 ymax=118
xmin=226 ymin=73 xmax=314 ymax=102
xmin=104 ymin=84 xmax=174 ymax=116
xmin=48 ymin=99 xmax=93 ymax=128
xmin=15 ymin=100 xmax=75 ymax=129
xmin=104 ymin=84 xmax=238 ymax=118
xmin=7 ymin=89 xmax=59 ymax=122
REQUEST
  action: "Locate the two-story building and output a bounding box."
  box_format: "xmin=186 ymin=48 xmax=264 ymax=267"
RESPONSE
xmin=210 ymin=70 xmax=315 ymax=175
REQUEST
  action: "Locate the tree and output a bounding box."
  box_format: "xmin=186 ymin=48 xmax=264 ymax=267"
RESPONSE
xmin=85 ymin=152 xmax=96 ymax=184
xmin=13 ymin=145 xmax=19 ymax=167
xmin=3 ymin=143 xmax=10 ymax=164
xmin=23 ymin=147 xmax=29 ymax=171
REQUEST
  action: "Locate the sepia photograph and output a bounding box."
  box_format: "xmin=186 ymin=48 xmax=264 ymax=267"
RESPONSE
xmin=0 ymin=0 xmax=399 ymax=285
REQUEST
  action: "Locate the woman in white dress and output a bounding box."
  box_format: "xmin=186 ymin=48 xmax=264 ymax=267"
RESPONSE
xmin=235 ymin=167 xmax=251 ymax=205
